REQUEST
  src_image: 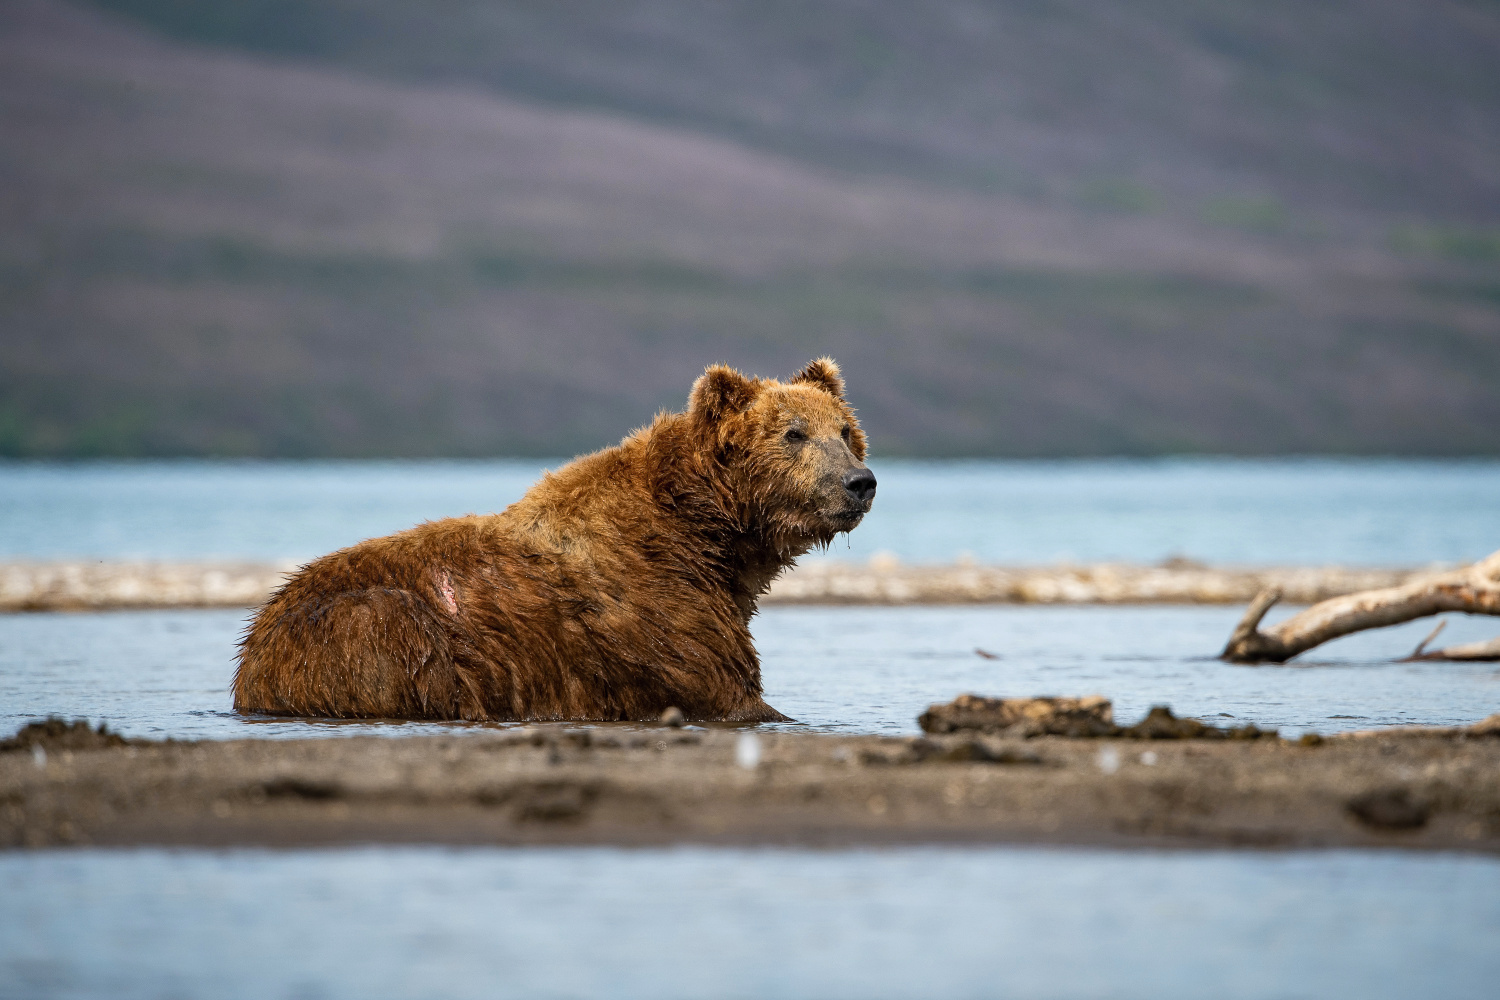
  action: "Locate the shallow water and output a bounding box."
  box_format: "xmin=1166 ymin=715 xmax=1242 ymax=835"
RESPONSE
xmin=4 ymin=459 xmax=1499 ymax=996
xmin=3 ymin=457 xmax=1498 ymax=565
xmin=2 ymin=458 xmax=1496 ymax=746
xmin=3 ymin=605 xmax=1497 ymax=741
xmin=3 ymin=845 xmax=1497 ymax=1000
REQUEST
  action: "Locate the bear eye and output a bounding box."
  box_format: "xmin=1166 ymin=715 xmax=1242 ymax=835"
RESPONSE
xmin=784 ymin=427 xmax=806 ymax=443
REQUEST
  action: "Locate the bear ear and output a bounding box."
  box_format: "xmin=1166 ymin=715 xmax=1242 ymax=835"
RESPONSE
xmin=790 ymin=357 xmax=843 ymax=399
xmin=689 ymin=364 xmax=758 ymax=422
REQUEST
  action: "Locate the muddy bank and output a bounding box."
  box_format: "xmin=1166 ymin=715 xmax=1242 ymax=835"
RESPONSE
xmin=4 ymin=719 xmax=1498 ymax=852
xmin=0 ymin=559 xmax=1435 ymax=611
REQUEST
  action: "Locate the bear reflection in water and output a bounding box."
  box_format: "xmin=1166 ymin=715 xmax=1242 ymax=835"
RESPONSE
xmin=233 ymin=359 xmax=875 ymax=723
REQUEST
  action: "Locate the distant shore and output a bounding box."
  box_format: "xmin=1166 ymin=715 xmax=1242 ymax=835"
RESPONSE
xmin=0 ymin=559 xmax=1446 ymax=611
xmin=4 ymin=720 xmax=1497 ymax=851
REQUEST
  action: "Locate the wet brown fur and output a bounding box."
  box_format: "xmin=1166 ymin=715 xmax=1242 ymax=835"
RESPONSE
xmin=233 ymin=359 xmax=872 ymax=722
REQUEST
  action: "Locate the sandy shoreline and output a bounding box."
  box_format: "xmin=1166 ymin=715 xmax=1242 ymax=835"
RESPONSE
xmin=0 ymin=559 xmax=1437 ymax=611
xmin=5 ymin=722 xmax=1497 ymax=852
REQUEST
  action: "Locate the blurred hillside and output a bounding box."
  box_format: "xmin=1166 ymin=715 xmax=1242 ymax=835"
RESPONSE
xmin=1 ymin=0 xmax=1497 ymax=456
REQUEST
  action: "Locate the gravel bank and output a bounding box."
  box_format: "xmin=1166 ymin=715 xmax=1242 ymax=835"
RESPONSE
xmin=0 ymin=560 xmax=1436 ymax=611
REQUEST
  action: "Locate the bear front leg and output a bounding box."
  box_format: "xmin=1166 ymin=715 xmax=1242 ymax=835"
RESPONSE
xmin=721 ymin=699 xmax=793 ymax=723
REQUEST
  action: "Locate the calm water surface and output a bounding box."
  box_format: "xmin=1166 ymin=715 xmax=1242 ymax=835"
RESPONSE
xmin=3 ymin=846 xmax=1497 ymax=1000
xmin=5 ymin=458 xmax=1494 ymax=738
xmin=4 ymin=459 xmax=1499 ymax=998
xmin=2 ymin=458 xmax=1497 ymax=565
xmin=2 ymin=605 xmax=1497 ymax=740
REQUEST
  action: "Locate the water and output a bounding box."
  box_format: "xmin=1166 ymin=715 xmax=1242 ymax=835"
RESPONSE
xmin=2 ymin=458 xmax=1497 ymax=565
xmin=2 ymin=605 xmax=1497 ymax=742
xmin=3 ymin=458 xmax=1498 ymax=997
xmin=1 ymin=457 xmax=1498 ymax=740
xmin=3 ymin=846 xmax=1497 ymax=1000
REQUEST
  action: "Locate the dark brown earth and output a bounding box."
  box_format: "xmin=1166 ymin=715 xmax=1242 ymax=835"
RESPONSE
xmin=4 ymin=720 xmax=1498 ymax=852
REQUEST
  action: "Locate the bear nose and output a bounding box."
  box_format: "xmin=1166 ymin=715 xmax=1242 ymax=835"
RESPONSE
xmin=841 ymin=468 xmax=877 ymax=503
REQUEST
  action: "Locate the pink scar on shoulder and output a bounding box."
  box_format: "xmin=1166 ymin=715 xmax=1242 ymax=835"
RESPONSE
xmin=437 ymin=572 xmax=458 ymax=615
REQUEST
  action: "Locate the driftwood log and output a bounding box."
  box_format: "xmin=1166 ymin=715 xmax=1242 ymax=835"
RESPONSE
xmin=1221 ymin=551 xmax=1500 ymax=664
xmin=1402 ymin=620 xmax=1500 ymax=662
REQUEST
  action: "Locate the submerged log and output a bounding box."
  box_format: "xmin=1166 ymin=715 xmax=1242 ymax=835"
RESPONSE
xmin=1221 ymin=550 xmax=1500 ymax=664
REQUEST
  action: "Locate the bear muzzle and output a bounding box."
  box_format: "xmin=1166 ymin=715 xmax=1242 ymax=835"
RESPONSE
xmin=841 ymin=467 xmax=877 ymax=506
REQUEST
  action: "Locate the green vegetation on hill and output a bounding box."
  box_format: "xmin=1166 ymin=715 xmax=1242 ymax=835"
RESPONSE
xmin=84 ymin=0 xmax=1500 ymax=221
xmin=0 ymin=0 xmax=1496 ymax=457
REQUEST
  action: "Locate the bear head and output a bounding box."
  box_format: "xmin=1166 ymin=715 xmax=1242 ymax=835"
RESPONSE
xmin=688 ymin=358 xmax=875 ymax=550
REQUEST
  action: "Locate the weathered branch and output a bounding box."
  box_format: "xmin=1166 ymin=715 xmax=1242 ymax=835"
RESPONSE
xmin=1399 ymin=619 xmax=1500 ymax=661
xmin=1221 ymin=550 xmax=1500 ymax=663
xmin=1403 ymin=636 xmax=1500 ymax=662
xmin=1409 ymin=620 xmax=1448 ymax=658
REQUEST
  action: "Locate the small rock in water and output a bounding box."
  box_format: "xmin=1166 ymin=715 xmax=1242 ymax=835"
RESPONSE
xmin=918 ymin=694 xmax=1114 ymax=737
xmin=735 ymin=733 xmax=762 ymax=770
xmin=2 ymin=717 xmax=128 ymax=753
xmin=1120 ymin=706 xmax=1273 ymax=740
xmin=659 ymin=706 xmax=685 ymax=728
xmin=917 ymin=697 xmax=1275 ymax=741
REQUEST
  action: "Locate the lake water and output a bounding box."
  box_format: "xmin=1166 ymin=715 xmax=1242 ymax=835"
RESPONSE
xmin=2 ymin=605 xmax=1498 ymax=742
xmin=2 ymin=457 xmax=1498 ymax=566
xmin=3 ymin=846 xmax=1497 ymax=1000
xmin=3 ymin=459 xmax=1498 ymax=998
xmin=2 ymin=459 xmax=1499 ymax=736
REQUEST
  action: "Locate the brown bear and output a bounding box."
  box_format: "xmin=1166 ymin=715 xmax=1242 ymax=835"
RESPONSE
xmin=233 ymin=358 xmax=875 ymax=722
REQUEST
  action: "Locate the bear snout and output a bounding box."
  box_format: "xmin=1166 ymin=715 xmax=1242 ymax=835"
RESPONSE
xmin=841 ymin=467 xmax=877 ymax=505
